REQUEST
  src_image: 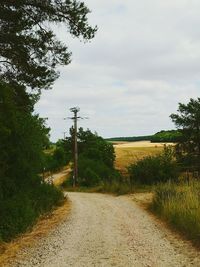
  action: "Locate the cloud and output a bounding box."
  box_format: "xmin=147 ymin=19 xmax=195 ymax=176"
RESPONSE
xmin=36 ymin=0 xmax=200 ymax=141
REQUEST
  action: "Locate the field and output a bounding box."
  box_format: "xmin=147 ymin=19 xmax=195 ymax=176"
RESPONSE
xmin=114 ymin=141 xmax=174 ymax=174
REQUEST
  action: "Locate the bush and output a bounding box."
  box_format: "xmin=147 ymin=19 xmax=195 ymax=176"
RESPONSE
xmin=0 ymin=181 xmax=63 ymax=241
xmin=128 ymin=146 xmax=179 ymax=185
xmin=43 ymin=147 xmax=69 ymax=173
xmin=151 ymin=181 xmax=200 ymax=244
xmin=81 ymin=167 xmax=101 ymax=187
xmin=67 ymin=155 xmax=120 ymax=187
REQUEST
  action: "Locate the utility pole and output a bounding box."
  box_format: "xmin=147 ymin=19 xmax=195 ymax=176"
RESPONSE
xmin=67 ymin=107 xmax=88 ymax=187
xmin=69 ymin=107 xmax=80 ymax=187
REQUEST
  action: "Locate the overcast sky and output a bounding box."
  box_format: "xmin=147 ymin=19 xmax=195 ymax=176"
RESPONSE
xmin=35 ymin=0 xmax=200 ymax=141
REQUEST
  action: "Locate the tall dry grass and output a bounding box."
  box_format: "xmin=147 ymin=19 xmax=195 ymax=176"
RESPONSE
xmin=152 ymin=180 xmax=200 ymax=244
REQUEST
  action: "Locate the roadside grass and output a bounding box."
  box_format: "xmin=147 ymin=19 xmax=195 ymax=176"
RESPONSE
xmin=62 ymin=183 xmax=132 ymax=195
xmin=62 ymin=181 xmax=153 ymax=196
xmin=97 ymin=181 xmax=154 ymax=195
xmin=97 ymin=181 xmax=132 ymax=195
xmin=151 ymin=180 xmax=200 ymax=245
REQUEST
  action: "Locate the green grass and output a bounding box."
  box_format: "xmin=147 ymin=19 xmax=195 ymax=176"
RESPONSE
xmin=151 ymin=180 xmax=200 ymax=245
xmin=98 ymin=181 xmax=132 ymax=195
xmin=62 ymin=179 xmax=153 ymax=196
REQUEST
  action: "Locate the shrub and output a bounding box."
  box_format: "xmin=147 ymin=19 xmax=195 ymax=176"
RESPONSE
xmin=0 ymin=181 xmax=63 ymax=241
xmin=43 ymin=147 xmax=69 ymax=173
xmin=81 ymin=167 xmax=101 ymax=187
xmin=128 ymin=146 xmax=179 ymax=185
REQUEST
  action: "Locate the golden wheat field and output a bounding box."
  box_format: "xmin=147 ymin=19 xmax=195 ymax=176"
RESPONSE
xmin=113 ymin=141 xmax=174 ymax=174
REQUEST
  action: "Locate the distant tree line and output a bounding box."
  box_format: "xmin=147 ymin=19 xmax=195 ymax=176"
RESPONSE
xmin=106 ymin=136 xmax=152 ymax=142
xmin=150 ymin=130 xmax=182 ymax=143
xmin=106 ymin=130 xmax=181 ymax=143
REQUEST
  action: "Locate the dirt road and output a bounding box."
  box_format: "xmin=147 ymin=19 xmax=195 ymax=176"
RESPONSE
xmin=13 ymin=193 xmax=200 ymax=267
xmin=45 ymin=167 xmax=71 ymax=186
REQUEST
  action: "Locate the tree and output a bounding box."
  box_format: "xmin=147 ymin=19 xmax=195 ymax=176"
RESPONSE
xmin=0 ymin=81 xmax=66 ymax=242
xmin=0 ymin=0 xmax=97 ymax=90
xmin=170 ymin=98 xmax=200 ymax=171
xmin=63 ymin=127 xmax=116 ymax=168
xmin=0 ymin=82 xmax=50 ymax=197
xmin=0 ymin=2 xmax=97 ymax=240
xmin=61 ymin=127 xmax=117 ymax=186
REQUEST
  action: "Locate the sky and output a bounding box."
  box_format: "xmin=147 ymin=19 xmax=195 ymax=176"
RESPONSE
xmin=35 ymin=0 xmax=200 ymax=142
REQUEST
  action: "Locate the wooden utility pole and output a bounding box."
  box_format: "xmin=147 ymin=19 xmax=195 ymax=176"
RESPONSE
xmin=69 ymin=107 xmax=80 ymax=187
xmin=67 ymin=107 xmax=88 ymax=187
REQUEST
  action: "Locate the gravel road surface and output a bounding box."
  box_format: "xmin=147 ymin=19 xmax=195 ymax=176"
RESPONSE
xmin=13 ymin=192 xmax=200 ymax=267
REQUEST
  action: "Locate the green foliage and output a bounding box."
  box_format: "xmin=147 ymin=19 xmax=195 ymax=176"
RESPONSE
xmin=77 ymin=155 xmax=120 ymax=187
xmin=150 ymin=130 xmax=182 ymax=143
xmin=80 ymin=166 xmax=101 ymax=187
xmin=0 ymin=82 xmax=63 ymax=241
xmin=0 ymin=182 xmax=63 ymax=241
xmin=152 ymin=181 xmax=200 ymax=244
xmin=62 ymin=127 xmax=119 ymax=187
xmin=170 ymin=98 xmax=200 ymax=171
xmin=0 ymin=1 xmax=96 ymax=242
xmin=0 ymin=0 xmax=97 ymax=90
xmin=0 ymin=83 xmax=49 ymax=196
xmin=77 ymin=128 xmax=116 ymax=168
xmin=43 ymin=146 xmax=69 ymax=173
xmin=128 ymin=146 xmax=179 ymax=185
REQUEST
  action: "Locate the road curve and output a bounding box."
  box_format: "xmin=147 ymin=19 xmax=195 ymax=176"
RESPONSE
xmin=14 ymin=192 xmax=200 ymax=267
